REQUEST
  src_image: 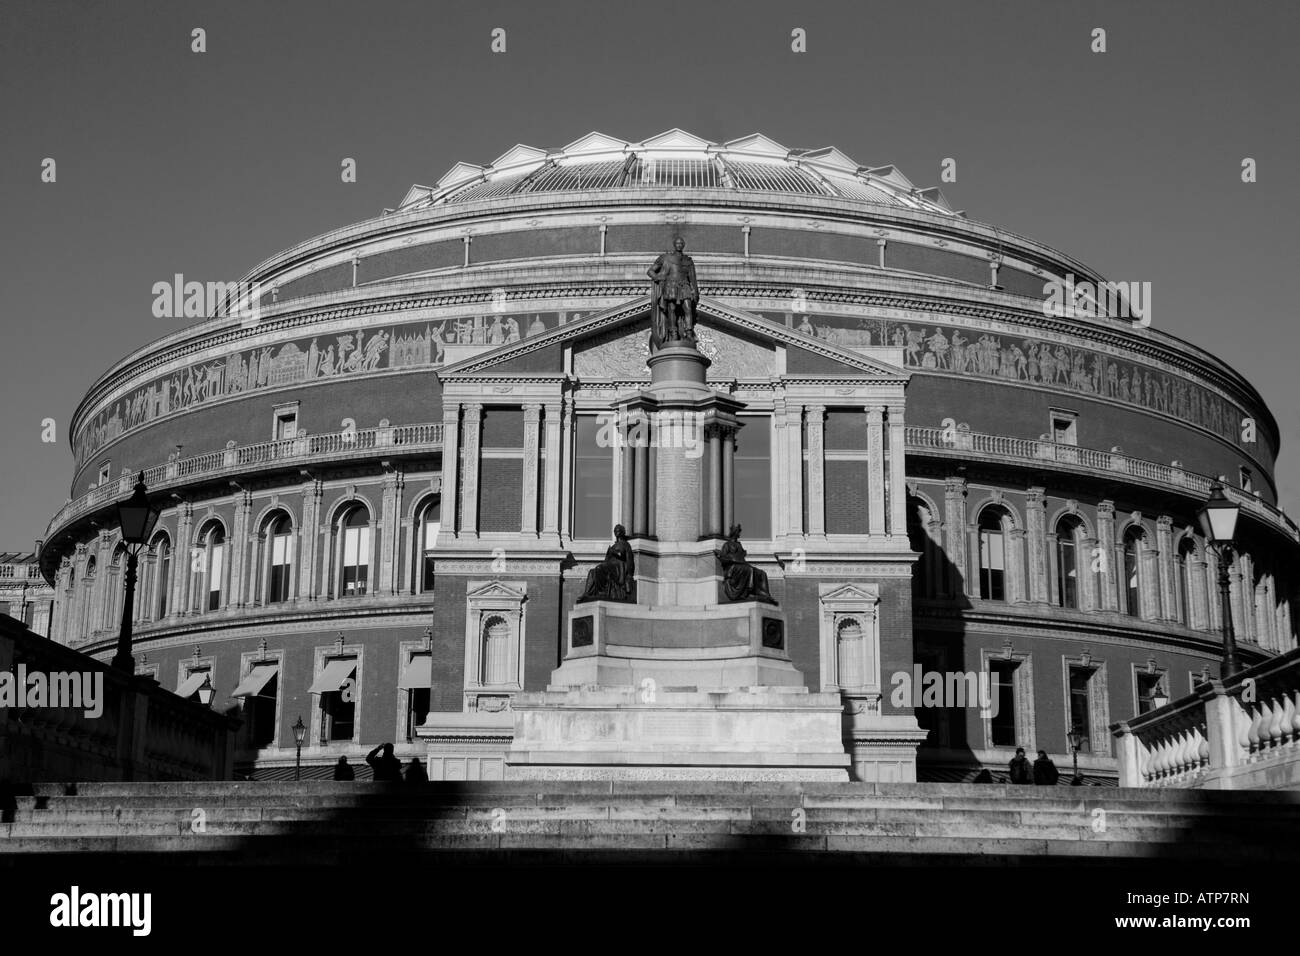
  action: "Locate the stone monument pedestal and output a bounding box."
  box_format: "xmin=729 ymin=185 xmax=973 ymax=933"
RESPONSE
xmin=507 ymin=686 xmax=850 ymax=781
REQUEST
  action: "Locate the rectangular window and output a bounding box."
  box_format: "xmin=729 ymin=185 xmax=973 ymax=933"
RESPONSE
xmin=734 ymin=415 xmax=771 ymax=539
xmin=273 ymin=403 xmax=299 ymax=441
xmin=1069 ymin=667 xmax=1093 ymax=750
xmin=98 ymin=462 xmax=111 ymax=485
xmin=342 ymin=527 xmax=369 ymax=596
xmin=823 ymin=410 xmax=869 ymax=534
xmin=249 ymin=671 xmax=278 ymax=748
xmin=979 ymin=529 xmax=1006 ymax=601
xmin=989 ymin=660 xmax=1018 ymax=747
xmin=1057 ymin=537 xmax=1079 ymax=609
xmin=319 ymin=659 xmax=357 ymax=742
xmin=1049 ymin=409 xmax=1078 ymax=446
xmin=574 ymin=415 xmax=612 ymax=539
xmin=1239 ymin=467 xmax=1253 ymax=492
xmin=422 ymin=518 xmax=439 ymax=592
xmin=269 ymin=534 xmax=293 ymax=603
xmin=207 ymin=542 xmax=224 ymax=610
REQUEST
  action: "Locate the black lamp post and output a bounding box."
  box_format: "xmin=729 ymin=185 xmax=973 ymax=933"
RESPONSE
xmin=292 ymin=715 xmax=307 ymax=781
xmin=1066 ymin=730 xmax=1084 ymax=786
xmin=111 ymin=479 xmax=161 ymax=673
xmin=1198 ymin=482 xmax=1242 ymax=678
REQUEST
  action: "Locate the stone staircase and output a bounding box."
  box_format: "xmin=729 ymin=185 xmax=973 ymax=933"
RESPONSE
xmin=2 ymin=781 xmax=1297 ymax=864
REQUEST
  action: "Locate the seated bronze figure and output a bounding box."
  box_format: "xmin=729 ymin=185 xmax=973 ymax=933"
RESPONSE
xmin=577 ymin=524 xmax=636 ymax=603
xmin=719 ymin=524 xmax=775 ymax=604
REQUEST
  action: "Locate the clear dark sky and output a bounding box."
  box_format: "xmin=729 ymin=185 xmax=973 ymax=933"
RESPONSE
xmin=1 ymin=0 xmax=1296 ymax=546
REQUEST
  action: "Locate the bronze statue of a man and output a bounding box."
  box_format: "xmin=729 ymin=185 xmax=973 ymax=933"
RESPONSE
xmin=647 ymin=236 xmax=698 ymax=350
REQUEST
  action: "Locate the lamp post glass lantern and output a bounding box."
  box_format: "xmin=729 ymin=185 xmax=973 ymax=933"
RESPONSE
xmin=1197 ymin=483 xmax=1242 ymax=677
xmin=293 ymin=716 xmax=307 ymax=781
xmin=197 ymin=675 xmax=215 ymax=707
xmin=111 ymin=480 xmax=161 ymax=673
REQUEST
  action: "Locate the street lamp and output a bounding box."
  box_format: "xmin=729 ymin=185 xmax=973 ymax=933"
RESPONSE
xmin=1197 ymin=482 xmax=1242 ymax=677
xmin=111 ymin=479 xmax=161 ymax=673
xmin=1066 ymin=730 xmax=1085 ymax=786
xmin=196 ymin=675 xmax=215 ymax=707
xmin=292 ymin=715 xmax=307 ymax=781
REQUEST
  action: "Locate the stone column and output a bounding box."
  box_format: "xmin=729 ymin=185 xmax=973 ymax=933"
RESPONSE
xmin=886 ymin=405 xmax=907 ymax=538
xmin=620 ymin=422 xmax=634 ymax=532
xmin=542 ymin=403 xmax=561 ymax=536
xmin=51 ymin=560 xmax=70 ymax=642
xmin=772 ymin=397 xmax=790 ymax=537
xmin=1080 ymin=534 xmax=1099 ymax=610
xmin=944 ymin=478 xmax=969 ymax=598
xmin=71 ymin=544 xmax=89 ymax=640
xmin=1025 ymin=487 xmax=1048 ymax=603
xmin=707 ymin=425 xmax=723 ymax=537
xmin=1228 ymin=554 xmax=1247 ymax=643
xmin=1141 ymin=543 xmax=1161 ymax=620
xmin=298 ymin=480 xmax=323 ymax=600
xmin=866 ymin=407 xmax=886 ymax=538
xmin=559 ymin=397 xmax=574 ymax=540
xmin=718 ymin=428 xmax=733 ymax=533
xmin=441 ymin=403 xmax=461 ymax=538
xmin=1206 ymin=547 xmax=1222 ymax=631
xmin=379 ymin=470 xmax=403 ymax=595
xmin=173 ymin=503 xmax=193 ymax=616
xmin=633 ymin=423 xmax=649 ymax=536
xmin=1189 ymin=552 xmax=1210 ymax=631
xmin=1156 ymin=516 xmax=1176 ymax=621
xmin=1006 ymin=528 xmax=1026 ymax=603
xmin=806 ymin=405 xmax=826 ymax=536
xmin=521 ymin=404 xmax=541 ymax=536
xmin=229 ymin=489 xmax=253 ymax=607
xmin=1238 ymin=553 xmax=1256 ymax=644
xmin=1095 ymin=501 xmax=1119 ymax=611
xmin=460 ymin=403 xmax=483 ymax=537
xmin=91 ymin=531 xmax=113 ymax=634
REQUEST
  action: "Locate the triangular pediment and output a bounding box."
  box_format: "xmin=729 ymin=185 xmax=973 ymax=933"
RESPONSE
xmin=795 ymin=146 xmax=861 ymax=174
xmin=722 ymin=133 xmax=790 ymax=159
xmin=488 ymin=144 xmax=550 ymax=171
xmin=563 ymin=131 xmax=631 ymax=156
xmin=436 ymin=161 xmax=486 ymax=189
xmin=639 ymin=128 xmax=712 ymax=151
xmin=439 ymin=297 xmax=909 ymax=382
xmin=466 ymin=580 xmax=527 ymax=601
xmin=819 ymin=582 xmax=881 ymax=603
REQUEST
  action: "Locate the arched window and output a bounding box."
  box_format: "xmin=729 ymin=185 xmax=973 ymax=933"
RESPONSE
xmin=481 ymin=615 xmax=511 ymax=684
xmin=1176 ymin=538 xmax=1195 ymax=625
xmin=419 ymin=498 xmax=441 ymax=593
xmin=836 ymin=617 xmax=866 ymax=689
xmin=978 ymin=509 xmax=1007 ymax=601
xmin=192 ymin=522 xmax=225 ymax=612
xmin=339 ymin=505 xmax=370 ymax=597
xmin=1122 ymin=528 xmax=1144 ymax=617
xmin=1055 ymin=517 xmax=1082 ymax=609
xmin=264 ymin=512 xmax=294 ymax=604
xmin=151 ymin=533 xmax=171 ymax=619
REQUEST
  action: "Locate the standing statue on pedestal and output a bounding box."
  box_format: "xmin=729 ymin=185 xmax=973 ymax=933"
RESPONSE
xmin=647 ymin=237 xmax=699 ymax=351
xmin=578 ymin=524 xmax=637 ymax=603
xmin=719 ymin=524 xmax=775 ymax=604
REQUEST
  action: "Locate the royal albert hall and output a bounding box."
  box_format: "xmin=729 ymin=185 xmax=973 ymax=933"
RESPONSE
xmin=38 ymin=130 xmax=1300 ymax=782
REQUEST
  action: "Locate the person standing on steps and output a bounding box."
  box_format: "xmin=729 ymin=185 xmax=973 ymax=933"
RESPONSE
xmin=366 ymin=742 xmax=403 ymax=782
xmin=405 ymin=758 xmax=428 ymax=784
xmin=1033 ymin=749 xmax=1060 ymax=785
xmin=1008 ymin=747 xmax=1032 ymax=784
xmin=333 ymin=756 xmax=355 ymax=781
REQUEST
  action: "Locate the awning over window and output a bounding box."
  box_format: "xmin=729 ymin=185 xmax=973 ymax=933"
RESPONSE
xmin=175 ymin=672 xmax=208 ymax=699
xmin=232 ymin=664 xmax=279 ymax=698
xmin=308 ymin=659 xmax=356 ymax=694
xmin=398 ymin=655 xmax=432 ymax=690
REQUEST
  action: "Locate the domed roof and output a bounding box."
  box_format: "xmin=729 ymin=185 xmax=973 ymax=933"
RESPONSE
xmin=397 ymin=129 xmax=959 ymax=216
